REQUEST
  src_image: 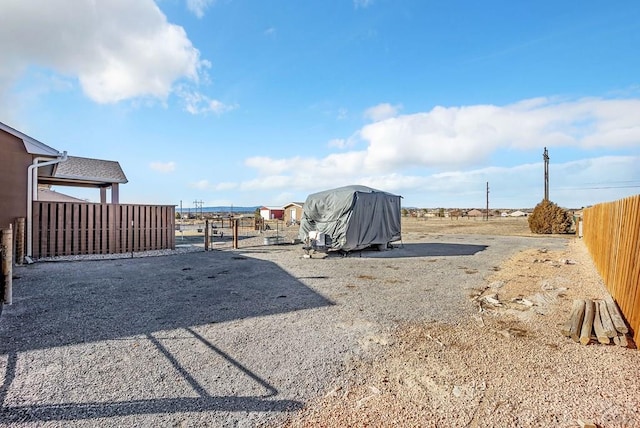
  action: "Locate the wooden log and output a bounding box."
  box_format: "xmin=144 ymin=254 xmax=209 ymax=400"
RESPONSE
xmin=604 ymin=296 xmax=629 ymax=334
xmin=592 ymin=301 xmax=610 ymax=344
xmin=598 ymin=300 xmax=617 ymax=338
xmin=580 ymin=299 xmax=595 ymax=345
xmin=613 ymin=334 xmax=628 ymax=348
xmin=561 ymin=299 xmax=585 ymax=342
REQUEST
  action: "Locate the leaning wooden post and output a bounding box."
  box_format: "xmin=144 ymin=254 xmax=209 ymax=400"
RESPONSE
xmin=598 ymin=300 xmax=617 ymax=338
xmin=592 ymin=301 xmax=610 ymax=344
xmin=232 ymin=218 xmax=239 ymax=249
xmin=580 ymin=299 xmax=595 ymax=345
xmin=204 ymin=219 xmax=209 ymax=251
xmin=2 ymin=226 xmax=13 ymax=305
xmin=604 ymin=296 xmax=629 ymax=334
xmin=561 ymin=299 xmax=585 ymax=342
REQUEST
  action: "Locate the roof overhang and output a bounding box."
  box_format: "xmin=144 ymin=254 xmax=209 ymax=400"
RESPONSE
xmin=0 ymin=121 xmax=62 ymax=157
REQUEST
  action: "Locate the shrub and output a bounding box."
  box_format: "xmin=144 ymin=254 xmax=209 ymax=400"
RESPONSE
xmin=528 ymin=200 xmax=573 ymax=234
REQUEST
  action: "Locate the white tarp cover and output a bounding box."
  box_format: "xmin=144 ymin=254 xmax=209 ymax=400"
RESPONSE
xmin=298 ymin=185 xmax=402 ymax=252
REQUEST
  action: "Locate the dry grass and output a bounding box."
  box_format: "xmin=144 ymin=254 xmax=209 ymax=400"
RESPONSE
xmin=401 ymin=216 xmax=539 ymax=237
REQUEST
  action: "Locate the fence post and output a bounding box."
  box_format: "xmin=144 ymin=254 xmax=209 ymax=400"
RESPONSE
xmin=2 ymin=226 xmax=13 ymax=305
xmin=204 ymin=219 xmax=209 ymax=251
xmin=232 ymin=219 xmax=239 ymax=249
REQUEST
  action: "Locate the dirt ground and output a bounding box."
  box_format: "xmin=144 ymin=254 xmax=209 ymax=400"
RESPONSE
xmin=282 ymin=217 xmax=640 ymax=428
xmin=400 ymin=215 xmax=561 ymax=236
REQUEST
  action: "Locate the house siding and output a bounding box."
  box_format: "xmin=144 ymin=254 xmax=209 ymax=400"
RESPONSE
xmin=260 ymin=207 xmax=284 ymax=220
xmin=284 ymin=204 xmax=303 ymax=224
xmin=0 ymin=129 xmax=33 ymax=228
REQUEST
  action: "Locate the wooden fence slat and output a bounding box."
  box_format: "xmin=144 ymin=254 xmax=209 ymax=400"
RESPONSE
xmin=87 ymin=204 xmax=95 ymax=254
xmin=150 ymin=206 xmax=156 ymax=250
xmin=100 ymin=203 xmax=107 ymax=254
xmin=109 ymin=204 xmax=118 ymax=254
xmin=626 ymin=198 xmax=640 ymax=333
xmin=56 ymin=203 xmax=64 ymax=256
xmin=42 ymin=201 xmax=50 ymax=258
xmin=143 ymin=205 xmax=148 ymax=251
xmin=79 ymin=203 xmax=86 ymax=254
xmin=63 ymin=203 xmax=72 ymax=255
xmin=72 ymin=203 xmax=80 ymax=254
xmin=32 ymin=201 xmax=42 ymax=258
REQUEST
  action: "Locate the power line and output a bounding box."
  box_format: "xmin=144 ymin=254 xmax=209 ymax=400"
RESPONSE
xmin=572 ymin=180 xmax=640 ymax=186
xmin=555 ymin=185 xmax=640 ymax=191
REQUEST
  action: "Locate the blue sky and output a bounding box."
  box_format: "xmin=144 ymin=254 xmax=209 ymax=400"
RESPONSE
xmin=2 ymin=0 xmax=640 ymax=210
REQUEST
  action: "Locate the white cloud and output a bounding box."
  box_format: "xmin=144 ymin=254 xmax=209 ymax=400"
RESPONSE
xmin=264 ymin=27 xmax=277 ymax=36
xmin=186 ymin=0 xmax=216 ymax=19
xmin=215 ymin=182 xmax=238 ymax=191
xmin=178 ymin=88 xmax=237 ymax=115
xmin=190 ymin=179 xmax=213 ymax=190
xmin=149 ymin=161 xmax=176 ymax=173
xmin=354 ymin=0 xmax=374 ymax=9
xmin=190 ymin=179 xmax=237 ymax=191
xmin=0 ymin=0 xmax=208 ymax=104
xmin=358 ymin=97 xmax=640 ymax=171
xmin=328 ymin=138 xmax=347 ymax=149
xmin=364 ymin=103 xmax=402 ymax=122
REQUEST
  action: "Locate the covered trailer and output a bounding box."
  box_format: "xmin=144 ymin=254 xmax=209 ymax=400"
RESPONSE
xmin=298 ymin=185 xmax=402 ymax=252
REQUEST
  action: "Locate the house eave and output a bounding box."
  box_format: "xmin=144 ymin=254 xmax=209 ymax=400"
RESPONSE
xmin=0 ymin=121 xmax=62 ymax=157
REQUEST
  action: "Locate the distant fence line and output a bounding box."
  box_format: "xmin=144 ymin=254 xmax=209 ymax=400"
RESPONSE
xmin=32 ymin=202 xmax=175 ymax=258
xmin=582 ymin=194 xmax=640 ymax=345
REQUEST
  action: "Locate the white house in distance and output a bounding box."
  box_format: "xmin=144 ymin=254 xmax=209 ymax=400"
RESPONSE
xmin=509 ymin=210 xmax=527 ymax=217
xmin=259 ymin=206 xmax=284 ymax=220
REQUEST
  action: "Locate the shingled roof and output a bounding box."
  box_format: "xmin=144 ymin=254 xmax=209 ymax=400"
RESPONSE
xmin=45 ymin=156 xmax=128 ymax=187
xmin=37 ymin=187 xmax=88 ymax=203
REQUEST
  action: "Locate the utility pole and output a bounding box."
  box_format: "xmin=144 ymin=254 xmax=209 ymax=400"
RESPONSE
xmin=485 ymin=182 xmax=489 ymax=221
xmin=193 ymin=200 xmax=204 ymax=219
xmin=543 ymin=147 xmax=550 ymax=201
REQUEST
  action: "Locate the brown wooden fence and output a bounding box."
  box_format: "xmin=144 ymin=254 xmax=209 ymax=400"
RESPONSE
xmin=583 ymin=194 xmax=640 ymax=344
xmin=32 ymin=202 xmax=175 ymax=258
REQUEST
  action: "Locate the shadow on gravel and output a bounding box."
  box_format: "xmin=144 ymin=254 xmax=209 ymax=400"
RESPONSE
xmin=2 ymin=390 xmax=302 ymax=424
xmin=331 ymin=242 xmax=488 ymax=258
xmin=0 ymin=251 xmax=331 ymax=421
xmin=0 ymin=328 xmax=303 ymax=423
xmin=0 ymin=251 xmax=332 ymax=353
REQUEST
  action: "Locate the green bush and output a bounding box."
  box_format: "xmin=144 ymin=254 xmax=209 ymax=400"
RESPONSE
xmin=528 ymin=200 xmax=572 ymax=234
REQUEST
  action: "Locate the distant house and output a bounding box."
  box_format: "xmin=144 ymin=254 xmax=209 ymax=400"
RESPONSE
xmin=509 ymin=210 xmax=527 ymax=217
xmin=466 ymin=209 xmax=484 ymax=218
xmin=283 ymin=202 xmax=304 ymax=225
xmin=259 ymin=206 xmax=284 ymax=220
xmin=37 ymin=186 xmax=87 ymax=203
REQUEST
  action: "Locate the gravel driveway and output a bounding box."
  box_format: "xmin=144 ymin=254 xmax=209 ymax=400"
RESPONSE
xmin=0 ymin=233 xmax=567 ymax=427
